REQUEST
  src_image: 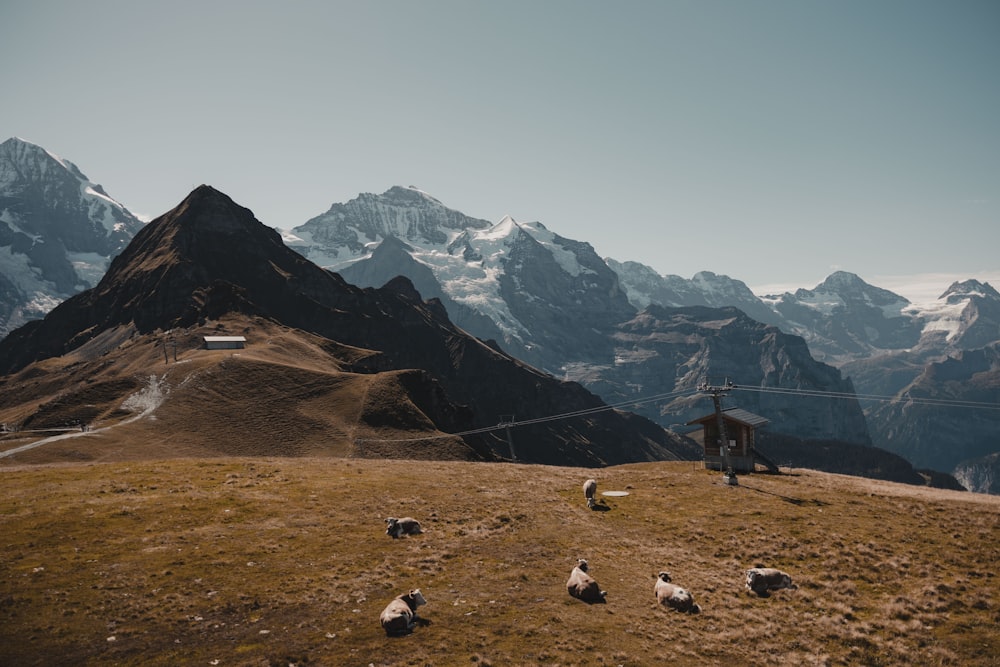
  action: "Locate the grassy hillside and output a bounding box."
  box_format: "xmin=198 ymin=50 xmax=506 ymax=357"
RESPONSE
xmin=2 ymin=458 xmax=997 ymax=666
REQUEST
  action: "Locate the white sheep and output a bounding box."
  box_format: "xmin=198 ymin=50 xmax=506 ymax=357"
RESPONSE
xmin=583 ymin=479 xmax=597 ymax=508
xmin=379 ymin=589 xmax=427 ymax=636
xmin=654 ymin=571 xmax=701 ymax=613
xmin=745 ymin=567 xmax=797 ymax=596
xmin=567 ymin=558 xmax=607 ymax=603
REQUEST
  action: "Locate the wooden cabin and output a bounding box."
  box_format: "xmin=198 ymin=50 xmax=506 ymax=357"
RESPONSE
xmin=687 ymin=407 xmax=769 ymax=474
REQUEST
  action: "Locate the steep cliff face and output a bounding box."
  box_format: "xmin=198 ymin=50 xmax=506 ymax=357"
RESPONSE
xmin=569 ymin=305 xmax=872 ymax=445
xmin=954 ymin=452 xmax=1000 ymax=494
xmin=865 ymin=343 xmax=1000 ymax=473
xmin=0 ymin=137 xmax=144 ymax=334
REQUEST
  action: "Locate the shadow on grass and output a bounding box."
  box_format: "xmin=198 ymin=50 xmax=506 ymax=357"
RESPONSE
xmin=738 ymin=482 xmax=831 ymax=507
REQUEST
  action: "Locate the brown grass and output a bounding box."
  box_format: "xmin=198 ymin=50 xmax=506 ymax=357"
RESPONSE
xmin=2 ymin=458 xmax=998 ymax=666
xmin=0 ymin=316 xmax=478 ymax=465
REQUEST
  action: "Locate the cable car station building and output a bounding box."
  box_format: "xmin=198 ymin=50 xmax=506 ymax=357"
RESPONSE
xmin=687 ymin=407 xmax=770 ymax=474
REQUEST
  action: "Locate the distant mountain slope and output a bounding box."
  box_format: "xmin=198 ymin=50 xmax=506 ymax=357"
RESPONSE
xmin=864 ymin=342 xmax=1000 ymax=472
xmin=0 ymin=137 xmax=144 ymax=335
xmin=287 ymin=187 xmax=871 ymax=447
xmin=0 ymin=185 xmax=693 ymax=467
xmin=586 ymin=305 xmax=871 ymax=444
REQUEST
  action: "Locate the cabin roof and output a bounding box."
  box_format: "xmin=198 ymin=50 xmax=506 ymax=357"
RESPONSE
xmin=203 ymin=336 xmax=247 ymax=343
xmin=686 ymin=407 xmax=770 ymax=428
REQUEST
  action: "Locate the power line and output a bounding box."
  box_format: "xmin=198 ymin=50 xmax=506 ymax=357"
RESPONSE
xmin=355 ymin=387 xmax=700 ymax=445
xmin=733 ymin=384 xmax=1000 ymax=411
xmin=355 ymin=380 xmax=1000 ymax=447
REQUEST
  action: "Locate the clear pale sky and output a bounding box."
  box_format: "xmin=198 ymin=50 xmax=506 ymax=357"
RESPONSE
xmin=3 ymin=1 xmax=998 ymax=302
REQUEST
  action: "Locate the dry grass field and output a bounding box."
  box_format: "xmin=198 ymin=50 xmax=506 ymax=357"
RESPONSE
xmin=2 ymin=457 xmax=998 ymax=666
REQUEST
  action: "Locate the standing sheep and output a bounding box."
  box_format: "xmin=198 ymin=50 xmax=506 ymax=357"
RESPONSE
xmin=567 ymin=558 xmax=607 ymax=603
xmin=583 ymin=479 xmax=597 ymax=508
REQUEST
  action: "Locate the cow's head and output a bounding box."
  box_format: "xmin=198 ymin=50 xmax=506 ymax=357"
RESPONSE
xmin=576 ymin=559 xmax=589 ymax=572
xmin=658 ymin=571 xmax=672 ymax=583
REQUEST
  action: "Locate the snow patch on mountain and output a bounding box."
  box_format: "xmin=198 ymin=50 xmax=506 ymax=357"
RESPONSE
xmin=68 ymin=251 xmax=113 ymax=287
xmin=914 ymin=301 xmax=966 ymax=340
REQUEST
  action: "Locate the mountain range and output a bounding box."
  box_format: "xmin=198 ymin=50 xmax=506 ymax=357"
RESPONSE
xmin=0 ymin=184 xmax=694 ymax=468
xmin=1 ymin=138 xmax=996 ymax=490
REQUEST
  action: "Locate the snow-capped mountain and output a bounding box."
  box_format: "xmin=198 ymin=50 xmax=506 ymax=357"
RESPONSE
xmin=913 ymin=280 xmax=1000 ymax=352
xmin=286 ymin=186 xmax=635 ymax=370
xmin=760 ymin=271 xmax=924 ymax=361
xmin=0 ymin=137 xmax=144 ymax=335
xmin=286 ymin=187 xmax=999 ymax=486
xmin=606 ymin=259 xmax=783 ymax=327
xmin=287 ymin=186 xmax=874 ymax=451
xmin=616 ymin=263 xmax=999 ymax=368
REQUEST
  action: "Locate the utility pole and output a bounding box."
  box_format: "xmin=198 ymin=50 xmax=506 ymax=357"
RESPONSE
xmin=699 ymin=377 xmax=738 ymax=485
xmin=499 ymin=415 xmax=517 ymax=462
xmin=162 ymin=330 xmax=178 ymax=364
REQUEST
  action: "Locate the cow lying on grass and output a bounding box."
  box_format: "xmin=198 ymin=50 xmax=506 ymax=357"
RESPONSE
xmin=379 ymin=589 xmax=427 ymax=636
xmin=745 ymin=567 xmax=797 ymax=596
xmin=385 ymin=517 xmax=422 ymax=539
xmin=567 ymin=559 xmax=607 ymax=603
xmin=654 ymin=571 xmax=701 ymax=613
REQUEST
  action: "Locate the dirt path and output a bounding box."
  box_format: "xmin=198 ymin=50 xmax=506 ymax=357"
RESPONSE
xmin=0 ymin=374 xmax=166 ymax=459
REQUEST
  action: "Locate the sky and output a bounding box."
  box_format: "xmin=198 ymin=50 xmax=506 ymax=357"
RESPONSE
xmin=2 ymin=0 xmax=998 ymax=304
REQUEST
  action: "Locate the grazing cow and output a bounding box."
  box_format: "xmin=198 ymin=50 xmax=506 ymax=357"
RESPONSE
xmin=654 ymin=572 xmax=701 ymax=614
xmin=567 ymin=559 xmax=607 ymax=603
xmin=745 ymin=567 xmax=797 ymax=596
xmin=379 ymin=589 xmax=427 ymax=636
xmin=583 ymin=479 xmax=597 ymax=508
xmin=385 ymin=517 xmax=422 ymax=539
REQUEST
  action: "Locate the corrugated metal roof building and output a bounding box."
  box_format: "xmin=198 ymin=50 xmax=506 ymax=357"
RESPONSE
xmin=203 ymin=335 xmax=246 ymax=350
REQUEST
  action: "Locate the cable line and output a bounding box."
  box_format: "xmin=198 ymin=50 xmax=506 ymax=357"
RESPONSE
xmin=356 ymin=380 xmax=999 ymax=446
xmin=733 ymin=384 xmax=1000 ymax=410
xmin=355 ymin=387 xmax=700 ymax=444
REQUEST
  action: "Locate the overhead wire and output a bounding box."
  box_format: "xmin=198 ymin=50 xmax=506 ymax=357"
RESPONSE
xmin=733 ymin=384 xmax=1000 ymax=411
xmin=356 ymin=381 xmax=1000 ymax=445
xmin=355 ymin=387 xmax=700 ymax=444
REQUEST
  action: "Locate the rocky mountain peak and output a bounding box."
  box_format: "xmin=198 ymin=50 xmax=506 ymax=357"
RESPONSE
xmin=292 ymin=186 xmax=492 ymax=260
xmin=808 ymin=271 xmax=908 ymax=307
xmin=941 ymin=279 xmax=999 ymax=304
